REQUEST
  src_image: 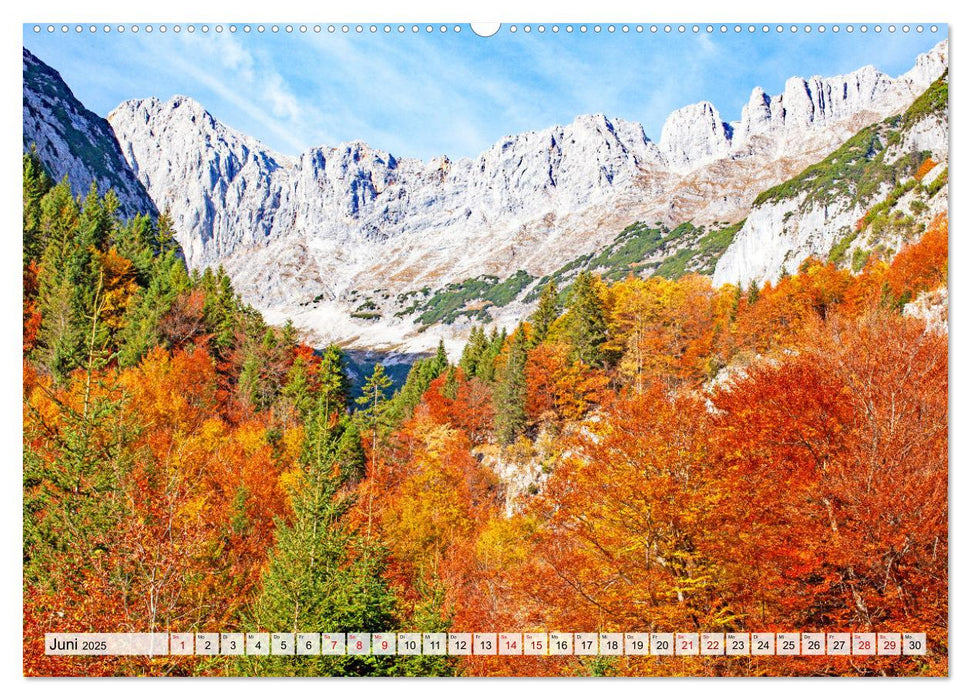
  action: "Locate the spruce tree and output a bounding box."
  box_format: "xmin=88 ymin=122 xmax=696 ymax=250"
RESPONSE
xmin=459 ymin=325 xmax=486 ymax=378
xmin=530 ymin=280 xmax=561 ymax=345
xmin=747 ymin=279 xmax=761 ymax=305
xmin=566 ymin=271 xmax=607 ymax=367
xmin=23 ymin=149 xmax=52 ymax=264
xmin=77 ymin=181 xmax=115 ymax=253
xmin=356 ymin=363 xmax=394 ymax=536
xmin=281 ymin=356 xmax=315 ymax=420
xmin=248 ymin=402 xmax=398 ymax=676
xmin=335 ymin=418 xmax=367 ymax=483
xmin=281 ymin=319 xmax=298 ymax=348
xmin=494 ymin=324 xmax=529 ymax=445
xmin=318 ymin=345 xmax=351 ymax=417
xmin=433 ymin=338 xmax=448 ymax=373
xmin=116 ymin=250 xmax=190 ymax=367
xmin=356 ymin=363 xmax=393 ymax=426
xmin=112 ymin=214 xmax=160 ymax=284
xmin=476 ymin=327 xmax=506 ymax=382
xmin=442 ymin=365 xmax=459 ymax=400
xmin=24 ymin=382 xmax=132 ymax=593
xmin=387 ymin=341 xmax=450 ymax=422
xmin=202 ymin=267 xmax=240 ymax=351
xmin=237 ymin=351 xmax=265 ymax=410
xmin=730 ymin=282 xmax=743 ymax=322
xmin=35 ymin=179 xmax=89 ymax=381
xmin=155 ymin=211 xmax=178 ymax=255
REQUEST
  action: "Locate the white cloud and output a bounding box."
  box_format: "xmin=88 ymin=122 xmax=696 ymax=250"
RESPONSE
xmin=165 ymin=33 xmax=317 ymax=154
xmin=297 ymin=32 xmax=552 ymax=158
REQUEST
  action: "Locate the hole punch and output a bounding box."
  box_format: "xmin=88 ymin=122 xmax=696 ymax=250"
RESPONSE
xmin=470 ymin=23 xmax=501 ymax=38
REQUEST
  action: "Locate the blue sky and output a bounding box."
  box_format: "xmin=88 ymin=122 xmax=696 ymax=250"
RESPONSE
xmin=23 ymin=24 xmax=945 ymax=161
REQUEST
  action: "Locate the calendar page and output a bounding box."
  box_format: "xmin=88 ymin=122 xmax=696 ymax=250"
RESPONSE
xmin=21 ymin=20 xmax=948 ymax=678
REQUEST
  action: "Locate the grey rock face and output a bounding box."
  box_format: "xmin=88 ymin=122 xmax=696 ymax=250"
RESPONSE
xmin=714 ymin=45 xmax=949 ymax=288
xmin=22 ymin=48 xmax=157 ymax=218
xmin=101 ymin=41 xmax=946 ymax=349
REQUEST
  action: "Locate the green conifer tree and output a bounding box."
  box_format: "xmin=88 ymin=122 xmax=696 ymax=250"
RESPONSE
xmin=23 ymin=148 xmax=52 ymax=264
xmin=281 ymin=319 xmax=298 ymax=348
xmin=530 ymin=280 xmax=561 ymax=345
xmin=442 ymin=365 xmax=459 ymax=400
xmin=433 ymin=338 xmax=448 ymax=373
xmin=281 ymin=356 xmax=315 ymax=420
xmin=476 ymin=327 xmax=506 ymax=382
xmin=35 ymin=178 xmax=89 ymax=381
xmin=459 ymin=325 xmax=486 ymax=378
xmin=247 ymin=406 xmax=398 ymax=676
xmin=24 ymin=386 xmax=132 ymax=593
xmin=155 ymin=211 xmax=178 ymax=255
xmin=747 ymin=279 xmax=761 ymax=305
xmin=494 ymin=324 xmax=529 ymax=445
xmin=77 ymin=181 xmax=115 ymax=253
xmin=237 ymin=351 xmax=265 ymax=410
xmin=387 ymin=340 xmax=450 ymax=422
xmin=318 ymin=345 xmax=351 ymax=417
xmin=566 ymin=271 xmax=607 ymax=367
xmin=116 ymin=250 xmax=190 ymax=366
xmin=356 ymin=363 xmax=393 ymax=425
xmin=356 ymin=363 xmax=394 ymax=535
xmin=111 ymin=214 xmax=159 ymax=284
xmin=730 ymin=282 xmax=743 ymax=322
xmin=335 ymin=418 xmax=367 ymax=483
xmin=202 ymin=266 xmax=240 ymax=351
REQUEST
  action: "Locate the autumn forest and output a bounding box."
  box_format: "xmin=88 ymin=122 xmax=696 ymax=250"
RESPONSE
xmin=22 ymin=149 xmax=948 ymax=676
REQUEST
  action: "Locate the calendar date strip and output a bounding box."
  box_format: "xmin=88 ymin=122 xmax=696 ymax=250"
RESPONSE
xmin=45 ymin=631 xmax=927 ymax=657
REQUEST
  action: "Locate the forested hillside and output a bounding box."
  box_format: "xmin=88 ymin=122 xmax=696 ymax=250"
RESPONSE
xmin=23 ymin=150 xmax=947 ymax=676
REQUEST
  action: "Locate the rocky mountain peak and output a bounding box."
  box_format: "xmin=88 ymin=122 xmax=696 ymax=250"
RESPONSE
xmin=902 ymin=39 xmax=948 ymax=86
xmin=660 ymin=101 xmax=732 ymax=171
xmin=24 ymin=40 xmax=947 ymax=352
xmin=22 ymin=47 xmax=156 ymax=218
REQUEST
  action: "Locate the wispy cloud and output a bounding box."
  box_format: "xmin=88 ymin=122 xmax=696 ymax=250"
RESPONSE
xmin=296 ymin=31 xmax=543 ymax=156
xmin=23 ymin=25 xmax=945 ymax=160
xmin=164 ymin=33 xmax=315 ymax=153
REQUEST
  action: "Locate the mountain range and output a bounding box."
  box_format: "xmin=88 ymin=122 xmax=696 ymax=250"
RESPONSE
xmin=22 ymin=48 xmax=156 ymax=218
xmin=22 ymin=41 xmax=949 ymax=354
